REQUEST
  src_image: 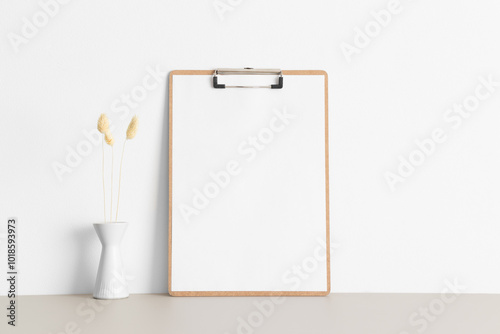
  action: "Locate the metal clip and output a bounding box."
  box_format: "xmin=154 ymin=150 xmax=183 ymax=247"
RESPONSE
xmin=213 ymin=68 xmax=283 ymax=89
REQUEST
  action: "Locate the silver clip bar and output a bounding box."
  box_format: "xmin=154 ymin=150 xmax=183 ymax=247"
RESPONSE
xmin=213 ymin=68 xmax=283 ymax=89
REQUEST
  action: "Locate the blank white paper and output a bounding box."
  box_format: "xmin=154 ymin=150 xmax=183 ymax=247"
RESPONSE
xmin=170 ymin=74 xmax=328 ymax=292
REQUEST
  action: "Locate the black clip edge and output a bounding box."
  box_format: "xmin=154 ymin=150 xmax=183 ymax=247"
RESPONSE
xmin=213 ymin=76 xmax=225 ymax=89
xmin=271 ymin=76 xmax=283 ymax=89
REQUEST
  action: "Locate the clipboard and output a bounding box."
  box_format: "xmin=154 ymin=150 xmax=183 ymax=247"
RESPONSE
xmin=169 ymin=68 xmax=330 ymax=296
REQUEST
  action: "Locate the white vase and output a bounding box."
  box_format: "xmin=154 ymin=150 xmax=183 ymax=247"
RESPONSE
xmin=93 ymin=222 xmax=129 ymax=299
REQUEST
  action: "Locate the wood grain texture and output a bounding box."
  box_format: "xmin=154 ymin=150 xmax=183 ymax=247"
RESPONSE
xmin=168 ymin=70 xmax=330 ymax=296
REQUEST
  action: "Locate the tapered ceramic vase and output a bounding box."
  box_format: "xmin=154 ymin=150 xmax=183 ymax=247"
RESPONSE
xmin=93 ymin=222 xmax=129 ymax=299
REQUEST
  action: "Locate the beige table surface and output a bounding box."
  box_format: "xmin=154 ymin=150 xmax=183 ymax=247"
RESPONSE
xmin=1 ymin=293 xmax=499 ymax=334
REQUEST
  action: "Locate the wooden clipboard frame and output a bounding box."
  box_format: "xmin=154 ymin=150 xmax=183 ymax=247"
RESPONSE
xmin=168 ymin=70 xmax=330 ymax=296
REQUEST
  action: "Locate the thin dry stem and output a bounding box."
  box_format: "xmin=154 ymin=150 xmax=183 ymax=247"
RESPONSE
xmin=115 ymin=115 xmax=139 ymax=221
xmin=110 ymin=146 xmax=114 ymax=222
xmin=102 ymin=136 xmax=106 ymax=223
xmin=116 ymin=141 xmax=127 ymax=221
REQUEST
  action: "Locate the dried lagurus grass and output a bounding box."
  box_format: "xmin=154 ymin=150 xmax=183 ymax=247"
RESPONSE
xmin=97 ymin=114 xmax=111 ymax=222
xmin=97 ymin=113 xmax=110 ymax=134
xmin=126 ymin=116 xmax=138 ymax=140
xmin=116 ymin=115 xmax=139 ymax=221
xmin=105 ymin=131 xmax=115 ymax=146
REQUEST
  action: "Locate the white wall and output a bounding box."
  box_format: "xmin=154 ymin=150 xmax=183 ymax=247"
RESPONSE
xmin=1 ymin=0 xmax=500 ymax=295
